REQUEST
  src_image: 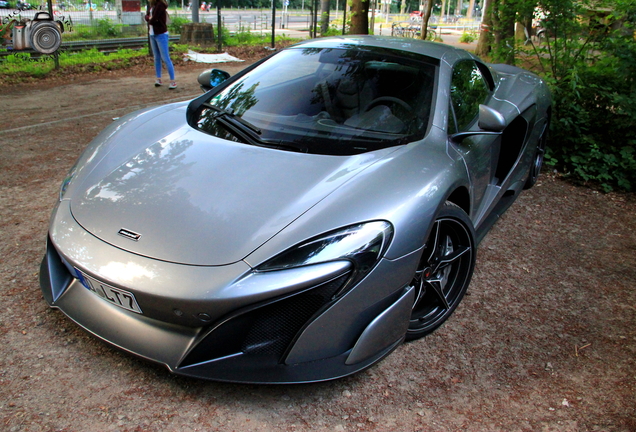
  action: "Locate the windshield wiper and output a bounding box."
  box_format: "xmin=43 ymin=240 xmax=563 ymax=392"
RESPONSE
xmin=202 ymin=103 xmax=307 ymax=153
xmin=203 ymin=103 xmax=262 ymax=136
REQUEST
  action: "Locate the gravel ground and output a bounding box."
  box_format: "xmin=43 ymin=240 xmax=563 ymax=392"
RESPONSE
xmin=0 ymin=53 xmax=635 ymax=432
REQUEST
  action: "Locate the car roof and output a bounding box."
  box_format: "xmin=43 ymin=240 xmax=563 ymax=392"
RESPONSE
xmin=291 ymin=35 xmax=471 ymax=62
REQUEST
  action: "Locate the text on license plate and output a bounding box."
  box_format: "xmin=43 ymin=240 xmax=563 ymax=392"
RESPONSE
xmin=76 ymin=270 xmax=143 ymax=314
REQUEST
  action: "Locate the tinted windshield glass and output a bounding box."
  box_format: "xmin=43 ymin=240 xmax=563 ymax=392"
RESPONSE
xmin=194 ymin=46 xmax=437 ymax=155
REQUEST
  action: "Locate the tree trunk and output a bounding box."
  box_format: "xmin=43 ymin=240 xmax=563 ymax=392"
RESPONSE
xmin=492 ymin=0 xmax=516 ymax=64
xmin=349 ymin=0 xmax=370 ymax=34
xmin=475 ymin=0 xmax=492 ymax=57
xmin=467 ymin=0 xmax=475 ymax=19
xmin=439 ymin=0 xmax=447 ymax=22
xmin=320 ymin=0 xmax=330 ymax=35
xmin=419 ymin=0 xmax=435 ymax=40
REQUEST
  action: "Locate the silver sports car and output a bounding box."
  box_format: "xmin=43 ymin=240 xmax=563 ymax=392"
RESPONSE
xmin=40 ymin=36 xmax=550 ymax=383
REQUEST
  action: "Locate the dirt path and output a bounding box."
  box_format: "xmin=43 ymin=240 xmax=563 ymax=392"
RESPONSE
xmin=0 ymin=59 xmax=635 ymax=432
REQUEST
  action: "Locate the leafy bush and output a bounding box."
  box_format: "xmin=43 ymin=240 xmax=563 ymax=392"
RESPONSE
xmin=62 ymin=19 xmax=135 ymax=41
xmin=62 ymin=24 xmax=96 ymax=41
xmin=229 ymin=27 xmax=260 ymax=44
xmin=327 ymin=18 xmax=349 ymax=35
xmin=168 ymin=16 xmax=190 ymax=35
xmin=530 ymin=0 xmax=636 ymax=191
xmin=544 ymin=37 xmax=636 ymax=191
xmin=459 ymin=31 xmax=477 ymax=44
xmin=95 ymin=18 xmax=121 ymax=38
xmin=222 ymin=27 xmax=293 ymax=46
xmin=322 ymin=25 xmax=344 ymax=37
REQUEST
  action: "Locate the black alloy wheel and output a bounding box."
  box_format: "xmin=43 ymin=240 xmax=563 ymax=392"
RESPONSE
xmin=406 ymin=202 xmax=476 ymax=341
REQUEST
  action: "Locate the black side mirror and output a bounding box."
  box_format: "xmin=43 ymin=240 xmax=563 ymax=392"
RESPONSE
xmin=451 ymin=105 xmax=506 ymax=142
xmin=197 ymin=69 xmax=231 ymax=92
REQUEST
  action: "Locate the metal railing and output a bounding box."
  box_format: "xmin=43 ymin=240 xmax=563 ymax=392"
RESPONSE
xmin=0 ymin=35 xmax=180 ymax=57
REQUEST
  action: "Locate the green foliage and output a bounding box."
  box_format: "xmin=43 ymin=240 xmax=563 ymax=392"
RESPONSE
xmin=168 ymin=16 xmax=190 ymax=35
xmin=223 ymin=27 xmax=265 ymax=46
xmin=62 ymin=24 xmax=97 ymax=41
xmin=214 ymin=26 xmax=298 ymax=47
xmin=328 ymin=17 xmax=350 ymax=35
xmin=322 ymin=24 xmax=345 ymax=36
xmin=95 ymin=18 xmax=121 ymax=38
xmin=1 ymin=52 xmax=53 ymax=77
xmin=63 ymin=21 xmax=147 ymax=41
xmin=168 ymin=42 xmax=189 ymax=55
xmin=489 ymin=0 xmax=522 ymax=64
xmin=0 ymin=48 xmax=146 ymax=79
xmin=459 ymin=30 xmax=477 ymax=44
xmin=527 ymin=0 xmax=636 ymax=191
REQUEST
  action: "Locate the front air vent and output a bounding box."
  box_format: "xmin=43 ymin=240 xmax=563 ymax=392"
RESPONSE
xmin=241 ymin=273 xmax=348 ymax=356
xmin=179 ymin=272 xmax=349 ymax=368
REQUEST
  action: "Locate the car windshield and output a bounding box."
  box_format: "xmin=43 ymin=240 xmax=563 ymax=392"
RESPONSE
xmin=193 ymin=45 xmax=438 ymax=155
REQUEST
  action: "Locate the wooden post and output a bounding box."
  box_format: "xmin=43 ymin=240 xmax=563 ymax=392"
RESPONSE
xmin=342 ymin=2 xmax=346 ymax=35
xmin=216 ymin=0 xmax=222 ymax=51
xmin=46 ymin=0 xmax=59 ymax=69
xmin=271 ymin=0 xmax=276 ymax=49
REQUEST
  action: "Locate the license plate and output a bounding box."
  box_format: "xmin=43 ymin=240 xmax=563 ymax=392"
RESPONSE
xmin=75 ymin=270 xmax=143 ymax=314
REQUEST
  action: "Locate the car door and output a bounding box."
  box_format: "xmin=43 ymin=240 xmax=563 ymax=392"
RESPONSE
xmin=447 ymin=60 xmax=500 ymax=222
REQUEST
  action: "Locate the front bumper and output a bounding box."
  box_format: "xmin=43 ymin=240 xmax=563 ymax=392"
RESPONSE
xmin=39 ymin=202 xmax=419 ymax=383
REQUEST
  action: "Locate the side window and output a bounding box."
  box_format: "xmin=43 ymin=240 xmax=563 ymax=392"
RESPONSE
xmin=449 ymin=61 xmax=490 ymax=132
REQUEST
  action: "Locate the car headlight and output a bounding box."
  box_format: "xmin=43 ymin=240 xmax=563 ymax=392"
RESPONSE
xmin=257 ymin=221 xmax=394 ymax=296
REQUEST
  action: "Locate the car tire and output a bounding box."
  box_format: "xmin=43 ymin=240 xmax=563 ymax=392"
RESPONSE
xmin=524 ymin=119 xmax=549 ymax=190
xmin=406 ymin=201 xmax=476 ymax=341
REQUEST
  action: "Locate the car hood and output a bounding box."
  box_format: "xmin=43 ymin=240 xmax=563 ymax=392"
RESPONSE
xmin=69 ymin=105 xmax=394 ymax=266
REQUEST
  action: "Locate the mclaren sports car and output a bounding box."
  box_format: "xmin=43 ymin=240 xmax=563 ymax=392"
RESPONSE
xmin=40 ymin=35 xmax=551 ymax=383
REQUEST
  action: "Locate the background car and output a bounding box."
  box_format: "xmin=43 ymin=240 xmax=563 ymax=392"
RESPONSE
xmin=0 ymin=0 xmax=11 ymax=8
xmin=40 ymin=36 xmax=550 ymax=383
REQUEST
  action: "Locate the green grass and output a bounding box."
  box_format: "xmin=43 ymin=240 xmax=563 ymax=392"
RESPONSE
xmin=0 ymin=48 xmax=148 ymax=79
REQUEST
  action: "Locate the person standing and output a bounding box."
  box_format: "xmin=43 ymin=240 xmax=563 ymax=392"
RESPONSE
xmin=146 ymin=0 xmax=176 ymax=89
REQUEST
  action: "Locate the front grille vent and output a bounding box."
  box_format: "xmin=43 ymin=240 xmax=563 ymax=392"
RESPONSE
xmin=241 ymin=273 xmax=348 ymax=356
xmin=179 ymin=272 xmax=349 ymax=368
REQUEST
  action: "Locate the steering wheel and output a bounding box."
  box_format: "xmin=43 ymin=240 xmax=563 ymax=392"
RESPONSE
xmin=363 ymin=96 xmax=413 ymax=113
